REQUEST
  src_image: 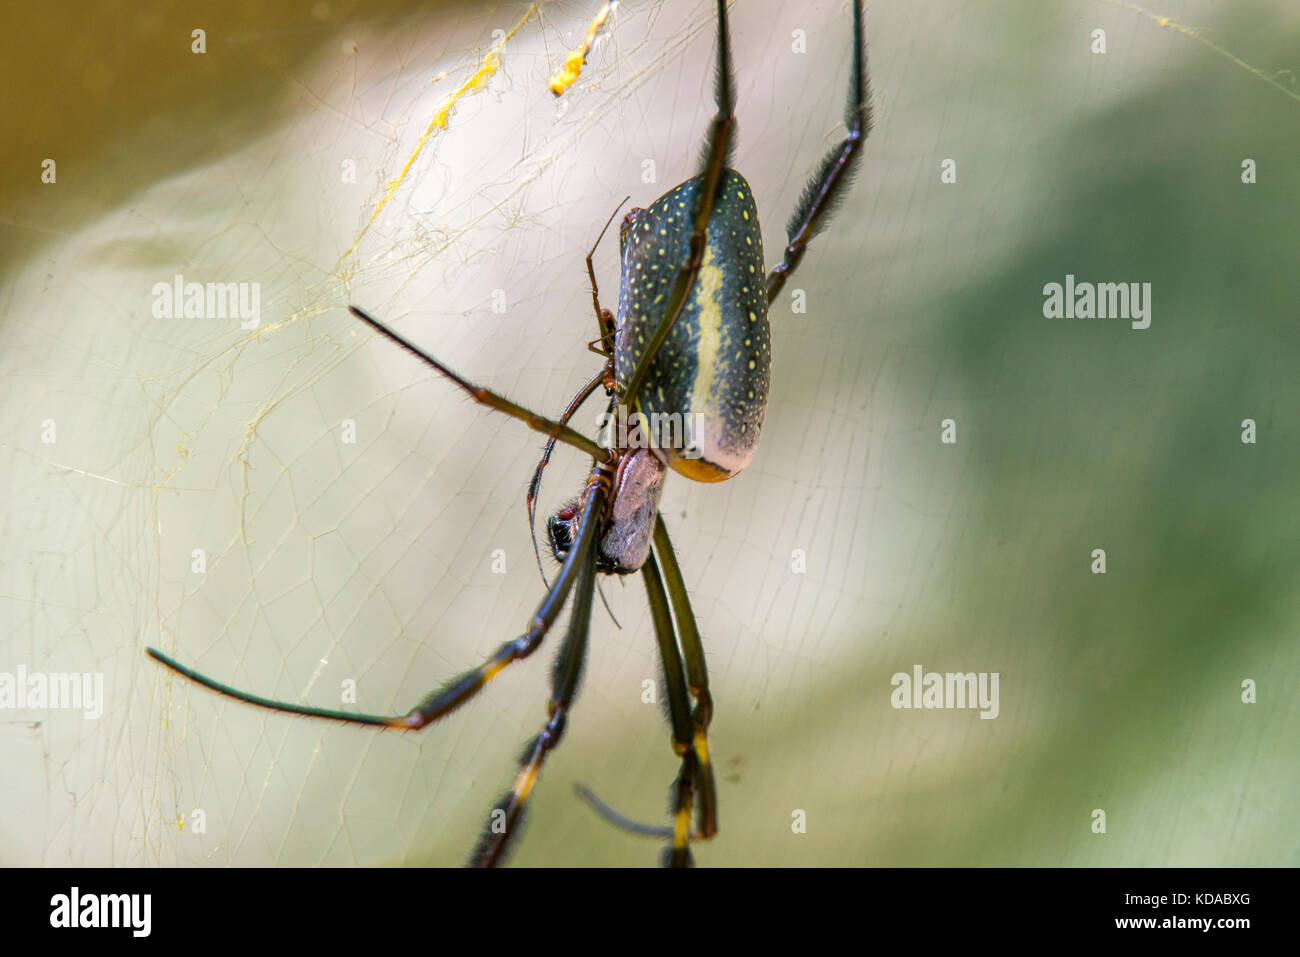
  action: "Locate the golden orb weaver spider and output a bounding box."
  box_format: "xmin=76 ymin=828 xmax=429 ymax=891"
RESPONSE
xmin=147 ymin=0 xmax=872 ymax=867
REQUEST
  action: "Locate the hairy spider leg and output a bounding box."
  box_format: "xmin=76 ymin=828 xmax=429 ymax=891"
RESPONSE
xmin=470 ymin=489 xmax=603 ymax=866
xmin=348 ymin=305 xmax=607 ymax=462
xmin=575 ymin=515 xmax=716 ymax=858
xmin=146 ymin=486 xmax=606 ymax=733
xmin=640 ymin=543 xmax=700 ymax=866
xmin=766 ymin=0 xmax=872 ymax=304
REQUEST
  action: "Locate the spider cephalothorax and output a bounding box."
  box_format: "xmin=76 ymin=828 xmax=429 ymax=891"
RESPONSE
xmin=549 ymin=446 xmax=668 ymax=574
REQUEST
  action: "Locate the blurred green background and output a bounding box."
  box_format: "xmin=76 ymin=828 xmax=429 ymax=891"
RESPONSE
xmin=1 ymin=0 xmax=1296 ymax=866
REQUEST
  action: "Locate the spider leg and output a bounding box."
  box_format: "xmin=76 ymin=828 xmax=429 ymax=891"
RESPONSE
xmin=618 ymin=0 xmax=736 ymax=410
xmin=348 ymin=306 xmax=608 ymax=462
xmin=573 ymin=784 xmax=681 ymax=839
xmin=470 ymin=491 xmax=602 ymax=867
xmin=573 ymin=516 xmax=717 ymax=858
xmin=765 ymin=0 xmax=871 ymax=303
xmin=146 ymin=486 xmax=607 ymax=731
xmin=642 ymin=547 xmax=700 ymax=866
xmin=527 ymin=197 xmax=632 ymax=585
xmin=587 ymin=196 xmax=629 ymax=346
xmin=527 ymin=367 xmax=605 ymax=585
xmin=653 ymin=515 xmax=717 ymax=838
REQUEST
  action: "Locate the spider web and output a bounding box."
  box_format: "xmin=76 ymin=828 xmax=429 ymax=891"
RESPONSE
xmin=2 ymin=0 xmax=1298 ymax=867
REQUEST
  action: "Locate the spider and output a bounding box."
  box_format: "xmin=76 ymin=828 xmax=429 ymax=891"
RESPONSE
xmin=147 ymin=0 xmax=871 ymax=867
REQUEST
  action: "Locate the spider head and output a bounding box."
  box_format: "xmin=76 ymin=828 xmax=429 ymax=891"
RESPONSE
xmin=548 ymin=448 xmax=667 ymax=575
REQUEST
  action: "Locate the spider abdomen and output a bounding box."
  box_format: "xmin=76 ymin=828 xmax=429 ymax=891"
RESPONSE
xmin=614 ymin=168 xmax=770 ymax=483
